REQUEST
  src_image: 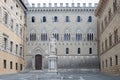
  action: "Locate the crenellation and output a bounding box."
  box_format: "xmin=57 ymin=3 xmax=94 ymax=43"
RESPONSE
xmin=43 ymin=3 xmax=46 ymax=7
xmin=32 ymin=3 xmax=35 ymax=7
xmin=29 ymin=8 xmax=95 ymax=12
xmin=54 ymin=3 xmax=57 ymax=7
xmin=83 ymin=3 xmax=86 ymax=7
xmin=60 ymin=3 xmax=63 ymax=7
xmin=89 ymin=3 xmax=92 ymax=7
xmin=37 ymin=3 xmax=40 ymax=7
xmin=49 ymin=3 xmax=52 ymax=7
xmin=71 ymin=3 xmax=75 ymax=7
xmin=77 ymin=3 xmax=80 ymax=7
xmin=66 ymin=3 xmax=69 ymax=7
xmin=29 ymin=3 xmax=98 ymax=8
xmin=29 ymin=5 xmax=96 ymax=11
xmin=28 ymin=7 xmax=96 ymax=13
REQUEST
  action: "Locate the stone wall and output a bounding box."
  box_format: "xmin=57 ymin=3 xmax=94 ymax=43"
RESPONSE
xmin=26 ymin=6 xmax=99 ymax=70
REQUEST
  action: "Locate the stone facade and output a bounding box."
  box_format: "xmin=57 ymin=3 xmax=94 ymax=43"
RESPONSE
xmin=0 ymin=0 xmax=27 ymax=75
xmin=95 ymin=0 xmax=120 ymax=75
xmin=26 ymin=3 xmax=99 ymax=70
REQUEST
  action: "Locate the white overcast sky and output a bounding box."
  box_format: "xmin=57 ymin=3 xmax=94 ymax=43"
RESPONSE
xmin=28 ymin=0 xmax=99 ymax=6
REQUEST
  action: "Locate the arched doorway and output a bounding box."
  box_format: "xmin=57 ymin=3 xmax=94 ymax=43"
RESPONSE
xmin=35 ymin=54 xmax=42 ymax=70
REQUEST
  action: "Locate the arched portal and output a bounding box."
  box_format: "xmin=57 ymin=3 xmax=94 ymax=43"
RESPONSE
xmin=35 ymin=54 xmax=42 ymax=70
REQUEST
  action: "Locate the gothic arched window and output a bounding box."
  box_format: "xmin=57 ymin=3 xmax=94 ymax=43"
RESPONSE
xmin=76 ymin=29 xmax=82 ymax=41
xmin=87 ymin=33 xmax=93 ymax=41
xmin=53 ymin=33 xmax=59 ymax=41
xmin=41 ymin=33 xmax=47 ymax=41
xmin=64 ymin=33 xmax=70 ymax=41
xmin=76 ymin=33 xmax=82 ymax=41
xmin=30 ymin=30 xmax=36 ymax=41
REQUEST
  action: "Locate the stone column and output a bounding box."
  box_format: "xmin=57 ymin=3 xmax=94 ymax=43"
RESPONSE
xmin=32 ymin=56 xmax=35 ymax=70
xmin=42 ymin=56 xmax=44 ymax=70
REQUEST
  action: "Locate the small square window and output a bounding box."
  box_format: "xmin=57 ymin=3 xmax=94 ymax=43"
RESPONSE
xmin=89 ymin=48 xmax=92 ymax=54
xmin=10 ymin=61 xmax=13 ymax=69
xmin=3 ymin=60 xmax=7 ymax=69
xmin=88 ymin=16 xmax=92 ymax=22
xmin=10 ymin=41 xmax=13 ymax=52
xmin=66 ymin=48 xmax=69 ymax=54
xmin=54 ymin=16 xmax=58 ymax=22
xmin=43 ymin=16 xmax=46 ymax=22
xmin=20 ymin=64 xmax=22 ymax=71
xmin=4 ymin=38 xmax=7 ymax=50
xmin=115 ymin=55 xmax=118 ymax=65
xmin=77 ymin=16 xmax=81 ymax=22
xmin=66 ymin=16 xmax=70 ymax=22
xmin=78 ymin=48 xmax=81 ymax=54
xmin=32 ymin=16 xmax=35 ymax=22
xmin=4 ymin=12 xmax=8 ymax=24
xmin=16 ymin=63 xmax=18 ymax=70
xmin=110 ymin=57 xmax=112 ymax=66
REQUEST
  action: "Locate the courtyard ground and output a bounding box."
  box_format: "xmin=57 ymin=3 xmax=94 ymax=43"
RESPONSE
xmin=0 ymin=70 xmax=120 ymax=80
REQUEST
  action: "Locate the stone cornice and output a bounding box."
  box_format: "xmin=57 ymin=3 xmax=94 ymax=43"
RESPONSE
xmin=95 ymin=0 xmax=109 ymax=17
xmin=27 ymin=7 xmax=96 ymax=13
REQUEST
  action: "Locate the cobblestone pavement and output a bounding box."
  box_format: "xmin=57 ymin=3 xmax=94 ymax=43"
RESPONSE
xmin=0 ymin=70 xmax=120 ymax=80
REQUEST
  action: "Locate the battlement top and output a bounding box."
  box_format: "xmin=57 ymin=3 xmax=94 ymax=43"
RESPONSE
xmin=29 ymin=3 xmax=98 ymax=8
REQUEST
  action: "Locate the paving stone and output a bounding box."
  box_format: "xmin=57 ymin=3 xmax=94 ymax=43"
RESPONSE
xmin=0 ymin=71 xmax=120 ymax=80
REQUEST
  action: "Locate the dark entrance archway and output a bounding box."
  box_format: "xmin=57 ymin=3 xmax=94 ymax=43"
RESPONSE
xmin=35 ymin=54 xmax=42 ymax=70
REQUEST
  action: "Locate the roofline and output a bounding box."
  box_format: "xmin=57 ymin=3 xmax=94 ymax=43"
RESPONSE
xmin=16 ymin=0 xmax=28 ymax=11
xmin=95 ymin=0 xmax=109 ymax=17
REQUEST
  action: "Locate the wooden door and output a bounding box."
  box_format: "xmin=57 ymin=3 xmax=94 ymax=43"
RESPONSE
xmin=35 ymin=55 xmax=42 ymax=70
